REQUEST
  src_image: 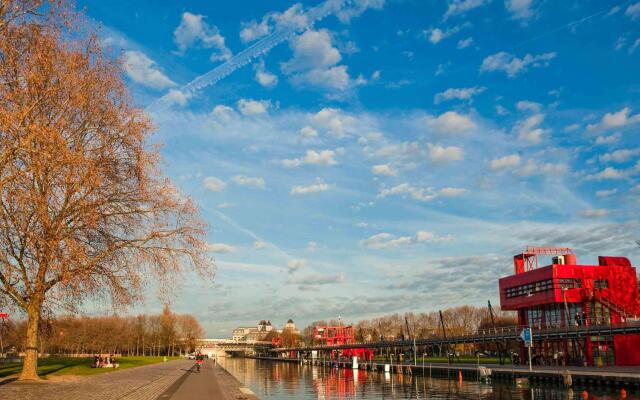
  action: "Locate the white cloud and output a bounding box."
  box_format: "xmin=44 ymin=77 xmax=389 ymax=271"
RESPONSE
xmin=457 ymin=37 xmax=474 ymax=49
xmin=217 ymin=202 xmax=235 ymax=209
xmin=123 ymin=51 xmax=175 ymax=89
xmin=496 ymin=105 xmax=509 ymax=116
xmin=292 ymin=65 xmax=350 ymax=91
xmin=596 ymin=189 xmax=617 ymax=198
xmin=164 ymin=89 xmax=192 ymax=107
xmin=435 ymin=62 xmax=450 ymax=76
xmin=373 ymin=142 xmax=420 ymax=159
xmin=586 ymin=167 xmax=627 ymax=180
xmin=615 ymin=36 xmax=628 ymax=51
xmin=505 ymin=0 xmax=535 ymax=21
xmin=379 ymin=183 xmax=436 ymax=202
xmin=287 ymin=258 xmax=306 ymax=273
xmin=586 ymin=108 xmax=640 ymax=132
xmin=579 ymin=209 xmax=609 ymax=218
xmin=287 ymin=272 xmax=345 ymax=286
xmin=599 ymin=148 xmax=640 ymax=163
xmin=362 ymin=230 xmax=452 ymax=249
xmin=254 ymin=60 xmax=278 ymax=88
xmin=434 ymin=86 xmax=485 ymax=104
xmin=480 ymin=51 xmax=556 ymax=78
xmin=489 ymin=154 xmax=521 ymax=171
xmin=231 ymin=175 xmax=266 ymax=189
xmin=208 ymin=243 xmax=236 ymax=253
xmin=271 ymin=3 xmax=309 ymax=29
xmin=282 ymin=29 xmax=353 ymax=91
xmin=312 ymin=108 xmax=354 ymax=137
xmin=439 ymin=187 xmax=468 ymax=197
xmin=336 ymin=0 xmax=385 ymax=23
xmin=426 ymin=23 xmax=469 ymax=44
xmin=605 ymin=5 xmax=621 ymax=18
xmin=290 ymin=179 xmax=330 ymax=195
xmin=240 ymin=3 xmax=309 ymax=43
xmin=629 ymin=38 xmax=640 ymax=54
xmin=378 ymin=183 xmax=466 ymax=202
xmin=564 ymin=123 xmax=580 ymax=132
xmin=174 ymin=12 xmax=232 ymax=61
xmin=516 ymin=100 xmax=542 ymax=112
xmin=237 ymin=99 xmax=271 ymax=116
xmin=625 ymin=2 xmax=640 ymax=20
xmin=240 ymin=18 xmax=271 ymax=42
xmin=444 ymin=0 xmax=490 ymax=18
xmin=212 ymin=105 xmax=237 ymax=121
xmin=306 ymin=241 xmax=319 ymax=252
xmin=513 ymin=113 xmax=548 ymax=143
xmin=282 ymin=150 xmax=338 ymax=167
xmin=427 ymin=143 xmax=464 ymax=164
xmin=372 ymin=164 xmax=398 ymax=176
xmin=595 ymin=133 xmax=621 ymax=145
xmin=203 ymin=176 xmax=226 ymax=192
xmin=253 ymin=240 xmax=268 ymax=250
xmin=299 ymin=126 xmax=318 ymax=138
xmin=426 ymin=111 xmax=476 ymax=134
xmin=518 ymin=160 xmax=567 ymax=177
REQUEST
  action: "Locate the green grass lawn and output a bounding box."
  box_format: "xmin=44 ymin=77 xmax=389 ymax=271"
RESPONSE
xmin=0 ymin=356 xmax=180 ymax=378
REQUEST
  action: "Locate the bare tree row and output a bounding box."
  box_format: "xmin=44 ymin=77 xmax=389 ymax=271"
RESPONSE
xmin=302 ymin=305 xmax=516 ymax=345
xmin=0 ymin=306 xmax=204 ymax=357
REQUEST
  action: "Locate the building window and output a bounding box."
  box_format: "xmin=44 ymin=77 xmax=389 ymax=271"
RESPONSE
xmin=544 ymin=304 xmax=563 ymax=327
xmin=558 ymin=278 xmax=582 ymax=289
xmin=594 ymin=279 xmax=609 ymax=289
xmin=505 ymin=279 xmax=554 ymax=298
xmin=527 ymin=308 xmax=543 ymax=328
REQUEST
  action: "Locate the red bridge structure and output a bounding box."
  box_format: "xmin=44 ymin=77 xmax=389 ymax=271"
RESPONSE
xmin=313 ymin=326 xmax=373 ymax=361
xmin=499 ymin=246 xmax=640 ymax=366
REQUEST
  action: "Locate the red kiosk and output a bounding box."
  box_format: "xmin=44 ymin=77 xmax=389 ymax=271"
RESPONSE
xmin=499 ymin=246 xmax=640 ymax=366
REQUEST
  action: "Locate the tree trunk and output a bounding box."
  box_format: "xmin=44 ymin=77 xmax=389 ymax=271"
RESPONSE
xmin=19 ymin=304 xmax=41 ymax=380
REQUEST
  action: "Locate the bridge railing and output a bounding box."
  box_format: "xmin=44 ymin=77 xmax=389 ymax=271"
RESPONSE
xmin=272 ymin=320 xmax=640 ymax=352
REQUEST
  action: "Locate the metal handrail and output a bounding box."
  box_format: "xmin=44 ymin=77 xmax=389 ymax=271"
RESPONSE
xmin=273 ymin=320 xmax=640 ymax=352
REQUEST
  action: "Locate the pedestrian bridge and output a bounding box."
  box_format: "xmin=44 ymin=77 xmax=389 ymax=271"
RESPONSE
xmin=274 ymin=320 xmax=640 ymax=352
xmin=196 ymin=339 xmax=273 ymax=358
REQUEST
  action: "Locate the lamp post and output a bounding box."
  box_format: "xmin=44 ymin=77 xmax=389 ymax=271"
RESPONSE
xmin=413 ymin=337 xmax=417 ymax=367
xmin=422 ymin=353 xmax=427 ymax=377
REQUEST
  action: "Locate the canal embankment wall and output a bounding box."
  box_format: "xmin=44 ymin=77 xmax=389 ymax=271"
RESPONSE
xmin=245 ymin=356 xmax=640 ymax=389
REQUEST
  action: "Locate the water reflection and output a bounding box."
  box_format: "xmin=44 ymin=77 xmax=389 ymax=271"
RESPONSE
xmin=220 ymin=358 xmax=639 ymax=400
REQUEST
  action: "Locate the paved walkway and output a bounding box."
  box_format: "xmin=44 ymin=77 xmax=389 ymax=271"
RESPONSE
xmin=0 ymin=359 xmax=193 ymax=400
xmin=159 ymin=360 xmax=258 ymax=400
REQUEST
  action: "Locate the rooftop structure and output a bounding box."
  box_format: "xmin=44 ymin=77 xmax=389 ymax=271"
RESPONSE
xmin=232 ymin=320 xmax=275 ymax=342
xmin=499 ymin=246 xmax=640 ymax=366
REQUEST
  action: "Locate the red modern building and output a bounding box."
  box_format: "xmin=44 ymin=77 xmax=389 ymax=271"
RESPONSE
xmin=499 ymin=246 xmax=640 ymax=366
xmin=313 ymin=326 xmax=373 ymax=360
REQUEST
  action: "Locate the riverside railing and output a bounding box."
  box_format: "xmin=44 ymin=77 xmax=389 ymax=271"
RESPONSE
xmin=273 ymin=320 xmax=640 ymax=352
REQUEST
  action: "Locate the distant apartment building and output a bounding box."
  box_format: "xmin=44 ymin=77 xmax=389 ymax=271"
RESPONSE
xmin=232 ymin=320 xmax=274 ymax=342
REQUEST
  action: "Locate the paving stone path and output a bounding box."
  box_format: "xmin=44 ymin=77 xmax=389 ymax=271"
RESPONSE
xmin=159 ymin=360 xmax=259 ymax=400
xmin=0 ymin=359 xmax=193 ymax=400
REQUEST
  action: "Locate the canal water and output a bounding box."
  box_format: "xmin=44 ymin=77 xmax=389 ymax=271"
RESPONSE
xmin=220 ymin=358 xmax=639 ymax=399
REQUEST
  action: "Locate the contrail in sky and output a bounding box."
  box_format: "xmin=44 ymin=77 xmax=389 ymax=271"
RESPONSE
xmin=147 ymin=0 xmax=350 ymax=113
xmin=512 ymin=0 xmax=632 ymax=50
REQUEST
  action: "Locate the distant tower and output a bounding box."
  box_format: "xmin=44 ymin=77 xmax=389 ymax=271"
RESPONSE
xmin=285 ymin=319 xmax=295 ymax=330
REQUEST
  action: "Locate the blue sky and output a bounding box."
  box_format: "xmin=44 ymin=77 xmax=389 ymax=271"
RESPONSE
xmin=80 ymin=0 xmax=640 ymax=336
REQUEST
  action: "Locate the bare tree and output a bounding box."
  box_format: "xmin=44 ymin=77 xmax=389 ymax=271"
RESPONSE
xmin=0 ymin=1 xmax=213 ymax=379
